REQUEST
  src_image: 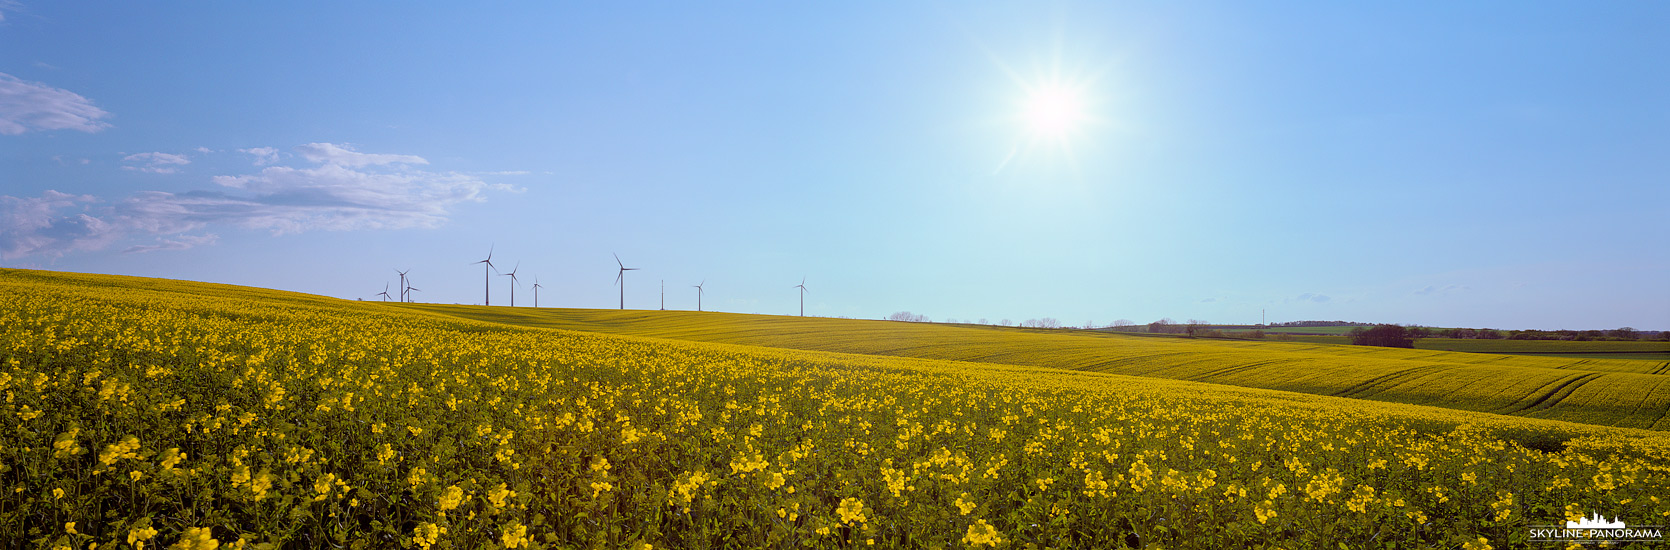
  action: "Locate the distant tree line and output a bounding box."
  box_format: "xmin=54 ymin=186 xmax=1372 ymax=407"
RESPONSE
xmin=1267 ymin=320 xmax=1364 ymax=328
xmin=1439 ymin=327 xmax=1654 ymax=341
xmin=885 ymin=313 xmax=1663 ymax=342
xmin=1350 ymin=325 xmax=1417 ymax=348
xmin=887 ymin=311 xmax=931 ymax=323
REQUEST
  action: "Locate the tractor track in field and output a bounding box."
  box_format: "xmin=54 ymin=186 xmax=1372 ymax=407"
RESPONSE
xmin=1491 ymin=375 xmax=1577 ymax=415
xmin=1182 ymin=359 xmax=1285 ymax=383
xmin=1504 ymin=373 xmax=1605 ymax=416
xmin=1624 ymin=379 xmax=1668 ymax=429
xmin=1329 ymin=365 xmax=1447 ymax=399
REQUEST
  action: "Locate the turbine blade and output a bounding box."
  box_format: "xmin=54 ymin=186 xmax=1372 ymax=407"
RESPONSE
xmin=614 ymin=253 xmax=623 ymax=269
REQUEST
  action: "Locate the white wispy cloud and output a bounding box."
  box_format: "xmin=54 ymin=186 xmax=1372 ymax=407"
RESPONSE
xmin=122 ymin=152 xmax=191 ymax=174
xmin=0 ymin=72 xmax=111 ymax=135
xmin=1286 ymin=293 xmax=1332 ymax=304
xmin=1 ymin=143 xmax=509 ymax=259
xmin=0 ymin=191 xmax=117 ymax=259
xmin=294 ymin=142 xmax=427 ymax=167
xmin=1413 ymin=284 xmax=1471 ymax=296
xmin=238 ymin=146 xmax=280 ymax=166
xmin=122 ymin=233 xmax=219 ymax=254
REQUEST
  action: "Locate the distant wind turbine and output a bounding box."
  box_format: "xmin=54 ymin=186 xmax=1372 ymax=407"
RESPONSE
xmin=532 ymin=276 xmax=543 ymax=308
xmin=396 ymin=268 xmax=410 ymax=302
xmin=692 ymin=280 xmax=705 ymax=312
xmin=472 ymin=246 xmax=497 ymax=306
xmin=501 ymin=262 xmax=521 ymax=307
xmin=376 ymin=283 xmax=392 ymax=302
xmin=403 ymin=275 xmax=418 ymax=303
xmin=406 ymin=286 xmax=420 ymax=302
xmin=613 ymin=253 xmax=639 ymax=310
xmin=794 ymin=277 xmax=809 ymax=317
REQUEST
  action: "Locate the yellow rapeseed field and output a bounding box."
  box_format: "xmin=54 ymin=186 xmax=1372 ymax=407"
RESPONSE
xmin=4 ymin=269 xmax=1669 ymax=549
xmin=411 ymin=307 xmax=1670 ymax=430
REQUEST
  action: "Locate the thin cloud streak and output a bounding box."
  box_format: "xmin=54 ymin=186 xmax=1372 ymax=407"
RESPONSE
xmin=0 ymin=143 xmax=509 ymax=259
xmin=0 ymin=72 xmax=111 ymax=135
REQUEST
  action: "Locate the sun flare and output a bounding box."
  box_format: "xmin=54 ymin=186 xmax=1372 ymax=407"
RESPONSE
xmin=1021 ymin=84 xmax=1086 ymax=138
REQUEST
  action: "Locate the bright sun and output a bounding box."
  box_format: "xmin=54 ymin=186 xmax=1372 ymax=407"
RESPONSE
xmin=1021 ymin=84 xmax=1086 ymax=138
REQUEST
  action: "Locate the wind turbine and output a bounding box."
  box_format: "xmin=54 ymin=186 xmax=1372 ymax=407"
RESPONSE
xmin=403 ymin=275 xmax=417 ymax=303
xmin=692 ymin=280 xmax=705 ymax=312
xmin=532 ymin=276 xmax=543 ymax=308
xmin=500 ymin=262 xmax=521 ymax=307
xmin=660 ymin=280 xmax=665 ymax=310
xmin=376 ymin=283 xmax=392 ymax=302
xmin=793 ymin=277 xmax=809 ymax=317
xmin=396 ymin=269 xmax=410 ymax=302
xmin=613 ymin=253 xmax=638 ymax=310
xmin=472 ymin=246 xmax=497 ymax=306
xmin=406 ymin=287 xmax=421 ymax=302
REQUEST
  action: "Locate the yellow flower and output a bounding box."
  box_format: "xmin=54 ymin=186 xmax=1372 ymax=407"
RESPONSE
xmin=1462 ymin=537 xmax=1492 ymax=550
xmin=313 ymin=473 xmax=338 ymax=501
xmin=955 ymin=492 xmax=977 ymax=515
xmin=1255 ymin=500 xmax=1278 ymax=524
xmin=128 ymin=526 xmax=160 ymax=550
xmin=53 ymin=488 xmax=64 ymax=500
xmin=963 ymin=519 xmax=1004 ymax=547
xmin=499 ymin=522 xmax=527 ymax=548
xmin=837 ymin=497 xmax=868 ymax=524
xmin=53 ymin=429 xmax=84 ymax=459
xmin=487 ymin=483 xmax=516 ymax=512
xmin=438 ymin=485 xmax=465 ymax=511
xmin=591 ymin=481 xmax=613 ymax=498
xmin=412 ymin=522 xmax=445 ymax=550
xmin=171 ymin=527 xmax=220 ymax=550
xmin=99 ymin=435 xmax=141 ymax=466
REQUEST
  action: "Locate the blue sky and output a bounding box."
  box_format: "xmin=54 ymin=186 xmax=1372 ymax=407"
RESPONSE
xmin=2 ymin=2 xmax=1666 ymax=330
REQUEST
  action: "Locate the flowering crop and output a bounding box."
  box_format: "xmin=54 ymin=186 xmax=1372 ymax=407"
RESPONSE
xmin=3 ymin=269 xmax=1669 ymax=549
xmin=413 ymin=306 xmax=1670 ymax=429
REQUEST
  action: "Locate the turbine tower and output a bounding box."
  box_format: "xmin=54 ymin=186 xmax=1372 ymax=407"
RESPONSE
xmin=793 ymin=277 xmax=809 ymax=317
xmin=501 ymin=262 xmax=521 ymax=307
xmin=613 ymin=253 xmax=638 ymax=310
xmin=396 ymin=268 xmax=410 ymax=302
xmin=693 ymin=280 xmax=705 ymax=312
xmin=660 ymin=280 xmax=665 ymax=310
xmin=472 ymin=246 xmax=497 ymax=306
xmin=532 ymin=276 xmax=543 ymax=308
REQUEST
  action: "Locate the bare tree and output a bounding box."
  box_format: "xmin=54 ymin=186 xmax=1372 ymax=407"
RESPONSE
xmin=888 ymin=311 xmax=930 ymax=322
xmin=1113 ymin=319 xmax=1133 ymax=327
xmin=1000 ymin=319 xmax=1012 ymax=326
xmin=977 ymin=318 xmax=989 ymax=325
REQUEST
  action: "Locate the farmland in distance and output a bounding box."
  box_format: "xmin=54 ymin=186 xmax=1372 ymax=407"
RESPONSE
xmin=5 ymin=269 xmax=1669 ymax=549
xmin=408 ymin=306 xmax=1670 ymax=430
